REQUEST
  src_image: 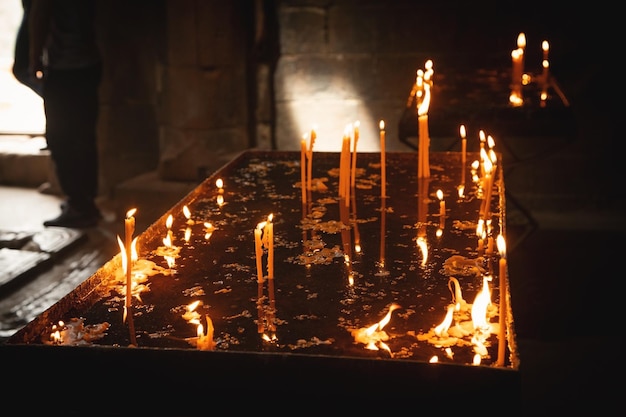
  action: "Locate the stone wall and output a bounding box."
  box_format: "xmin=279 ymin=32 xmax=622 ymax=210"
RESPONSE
xmin=92 ymin=0 xmax=620 ymax=214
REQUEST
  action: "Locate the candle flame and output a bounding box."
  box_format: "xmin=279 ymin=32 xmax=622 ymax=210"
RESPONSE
xmin=351 ymin=303 xmax=400 ymax=352
xmin=117 ymin=235 xmax=139 ymax=274
xmin=496 ymin=234 xmax=506 ymax=258
xmin=183 ymin=205 xmax=191 ymax=220
xmin=542 ymin=40 xmax=549 ymax=52
xmin=517 ymin=32 xmax=526 ymax=49
xmin=459 ymin=124 xmax=466 ymax=139
xmin=417 ymin=81 xmax=431 ymax=116
xmin=126 ymin=208 xmax=137 ymax=219
xmin=433 ymin=304 xmax=455 ymax=337
xmin=471 ymin=275 xmax=492 ymax=333
xmin=379 ymin=120 xmax=385 ymax=130
xmin=437 ymin=189 xmax=443 ymax=201
xmin=416 ymin=236 xmax=428 ymax=266
xmin=166 ymin=214 xmax=173 ymax=229
xmin=216 ymin=178 xmax=224 ymax=189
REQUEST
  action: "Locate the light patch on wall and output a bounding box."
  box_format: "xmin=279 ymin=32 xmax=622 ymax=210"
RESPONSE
xmin=279 ymin=74 xmax=382 ymax=153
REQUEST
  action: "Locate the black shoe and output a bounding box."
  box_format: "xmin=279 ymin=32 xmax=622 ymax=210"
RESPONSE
xmin=43 ymin=205 xmax=101 ymax=228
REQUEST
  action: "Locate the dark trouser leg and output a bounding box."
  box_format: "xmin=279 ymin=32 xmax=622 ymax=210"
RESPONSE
xmin=43 ymin=63 xmax=102 ymax=215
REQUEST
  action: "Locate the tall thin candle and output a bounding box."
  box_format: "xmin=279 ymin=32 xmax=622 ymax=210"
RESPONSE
xmin=267 ymin=214 xmax=274 ymax=279
xmin=351 ymin=121 xmax=359 ymax=188
xmin=380 ymin=120 xmax=386 ymax=198
xmin=496 ymin=234 xmax=507 ymax=366
xmin=300 ymin=136 xmax=307 ymax=205
xmin=460 ymin=124 xmax=467 ymax=186
xmin=124 ymin=208 xmax=137 ymax=309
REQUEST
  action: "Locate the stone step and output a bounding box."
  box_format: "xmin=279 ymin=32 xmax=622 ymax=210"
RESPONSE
xmin=0 ymin=135 xmax=51 ymax=187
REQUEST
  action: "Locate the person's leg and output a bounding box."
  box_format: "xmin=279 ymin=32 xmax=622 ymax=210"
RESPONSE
xmin=43 ymin=63 xmax=102 ymax=227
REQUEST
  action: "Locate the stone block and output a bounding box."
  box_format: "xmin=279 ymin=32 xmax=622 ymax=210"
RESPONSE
xmin=165 ymin=0 xmax=198 ymax=67
xmin=278 ymin=7 xmax=327 ymax=55
xmin=196 ymin=1 xmax=248 ymax=68
xmin=157 ymin=126 xmax=249 ymax=181
xmin=160 ymin=67 xmax=248 ymax=129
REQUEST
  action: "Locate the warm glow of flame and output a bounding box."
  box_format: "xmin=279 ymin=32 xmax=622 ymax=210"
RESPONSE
xmin=379 ymin=120 xmax=385 ymax=130
xmin=126 ymin=208 xmax=137 ymax=218
xmin=509 ymin=92 xmax=523 ymax=106
xmin=473 ymin=354 xmax=482 ymax=365
xmin=476 ymin=218 xmax=484 ymax=238
xmin=459 ymin=124 xmax=466 ymax=139
xmin=487 ymin=135 xmax=495 ymax=149
xmin=217 ymin=194 xmax=224 ymax=206
xmin=445 ymin=347 xmax=454 ymax=359
xmin=182 ymin=300 xmax=201 ymax=322
xmin=351 ymin=303 xmax=400 ymax=352
xmin=497 ymin=234 xmax=506 ymax=257
xmin=163 ymin=232 xmax=172 ymax=248
xmin=434 ymin=304 xmax=455 ymax=337
xmin=417 ymin=82 xmax=431 ymax=116
xmin=117 ymin=235 xmax=139 ymax=274
xmin=517 ymin=32 xmax=526 ymax=49
xmin=416 ymin=236 xmax=428 ymax=266
xmin=216 ymin=178 xmax=223 ymax=189
xmin=471 ymin=275 xmax=492 ymax=333
xmin=183 ymin=205 xmax=191 ymax=220
xmin=184 ymin=227 xmax=191 ymax=242
xmin=436 ymin=189 xmax=443 ymax=201
xmin=457 ymin=184 xmax=465 ymax=198
xmin=429 ymin=356 xmax=438 ymax=363
xmin=542 ymin=40 xmax=549 ymax=52
xmin=166 ymin=214 xmax=173 ymax=229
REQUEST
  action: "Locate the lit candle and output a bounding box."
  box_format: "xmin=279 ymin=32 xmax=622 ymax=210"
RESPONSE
xmin=182 ymin=205 xmax=194 ymax=225
xmin=540 ymin=40 xmax=550 ymax=104
xmin=255 ymin=221 xmax=265 ymax=334
xmin=254 ymin=222 xmax=264 ymax=283
xmin=417 ymin=73 xmax=431 ymax=179
xmin=351 ymin=121 xmax=359 ymax=188
xmin=460 ymin=124 xmax=467 ymax=186
xmin=509 ymin=32 xmax=526 ymax=106
xmin=216 ymin=178 xmax=224 ymax=194
xmin=124 ymin=208 xmax=137 ymax=309
xmin=300 ymin=135 xmax=307 ymax=205
xmin=437 ymin=189 xmax=445 ymax=218
xmin=267 ymin=214 xmax=274 ymax=279
xmin=496 ymin=234 xmax=507 ymax=366
xmin=307 ymin=127 xmax=316 ymax=192
xmin=379 ymin=120 xmax=386 ymax=198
